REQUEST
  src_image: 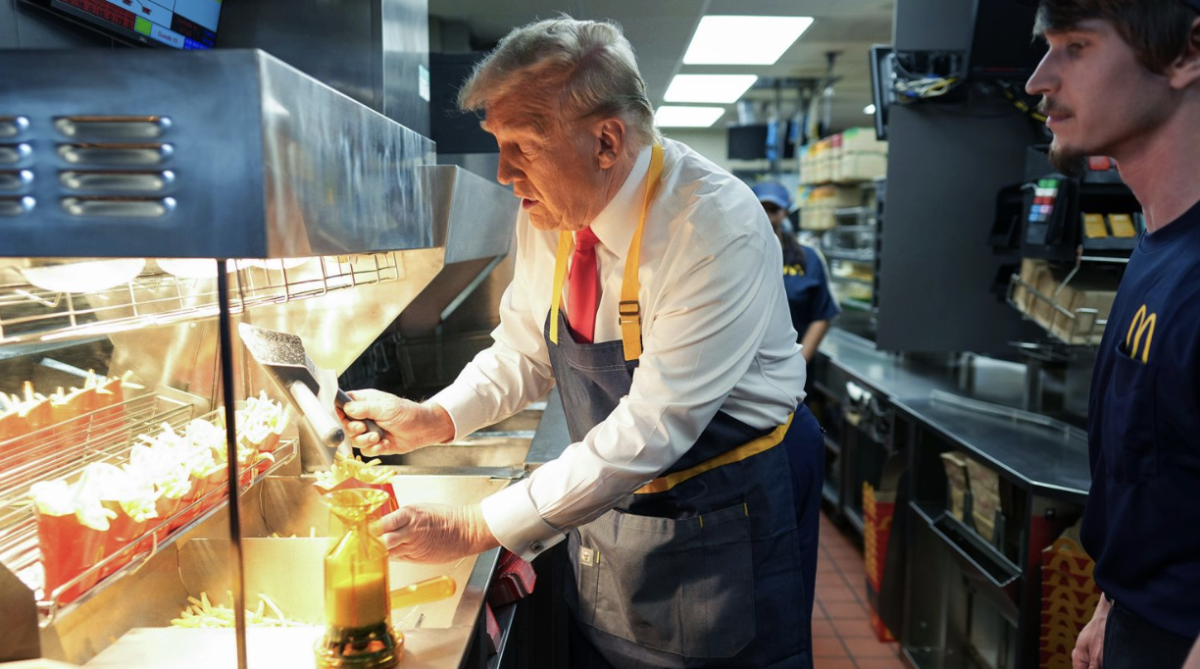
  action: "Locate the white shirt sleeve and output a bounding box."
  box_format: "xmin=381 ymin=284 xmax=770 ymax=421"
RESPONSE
xmin=431 ymin=223 xmax=557 ymax=441
xmin=480 ymin=226 xmax=788 ymax=560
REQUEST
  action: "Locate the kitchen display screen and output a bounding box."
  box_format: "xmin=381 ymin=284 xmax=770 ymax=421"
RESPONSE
xmin=48 ymin=0 xmax=222 ymax=49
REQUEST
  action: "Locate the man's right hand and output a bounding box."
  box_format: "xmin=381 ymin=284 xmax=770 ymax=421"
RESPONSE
xmin=1072 ymin=594 xmax=1110 ymax=669
xmin=339 ymin=389 xmax=456 ymax=456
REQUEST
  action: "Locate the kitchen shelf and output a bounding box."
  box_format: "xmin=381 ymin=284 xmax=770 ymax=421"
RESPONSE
xmin=1007 ymin=273 xmax=1107 ymax=347
xmin=823 ymin=250 xmax=876 ymax=263
xmin=835 ymin=207 xmax=871 ymax=218
xmin=822 ymin=481 xmax=839 ymax=506
xmin=840 ymin=297 xmax=874 ymax=312
xmin=0 ymin=395 xmax=297 ymax=621
xmin=845 ymin=506 xmax=865 ymax=534
xmin=0 ymin=392 xmax=194 ymax=506
xmin=0 ymin=253 xmax=403 ymax=346
xmin=911 ymin=501 xmax=1020 ymax=589
xmin=38 ymin=438 xmax=297 ymax=622
xmin=830 ymin=275 xmax=874 ymax=288
xmin=902 ymin=646 xmax=979 ymax=669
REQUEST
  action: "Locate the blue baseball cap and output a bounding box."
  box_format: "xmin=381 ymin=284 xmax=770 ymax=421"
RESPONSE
xmin=751 ymin=182 xmax=792 ymax=210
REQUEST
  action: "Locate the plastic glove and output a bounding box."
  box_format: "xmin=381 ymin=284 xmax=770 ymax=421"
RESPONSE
xmin=371 ymin=504 xmax=498 ymax=564
xmin=338 ymin=389 xmax=455 ymax=456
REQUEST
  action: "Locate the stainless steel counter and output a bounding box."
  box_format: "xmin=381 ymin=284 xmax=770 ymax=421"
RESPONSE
xmin=902 ymin=396 xmax=1090 ymax=502
xmin=818 ymin=328 xmax=1026 ymax=408
xmin=70 ymin=474 xmax=506 ymax=669
xmin=524 ymin=389 xmax=569 ymax=469
xmin=81 ymin=626 xmax=485 ymax=669
xmin=817 ymin=328 xmax=1090 ymax=500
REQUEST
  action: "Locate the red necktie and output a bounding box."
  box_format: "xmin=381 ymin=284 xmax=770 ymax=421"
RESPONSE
xmin=567 ymin=227 xmax=600 ymax=343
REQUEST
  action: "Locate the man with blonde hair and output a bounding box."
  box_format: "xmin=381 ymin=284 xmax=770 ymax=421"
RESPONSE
xmin=343 ymin=17 xmax=823 ymax=668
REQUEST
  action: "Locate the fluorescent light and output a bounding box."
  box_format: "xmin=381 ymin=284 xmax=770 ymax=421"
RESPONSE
xmin=684 ymin=16 xmax=814 ymax=65
xmin=665 ymin=75 xmax=758 ymax=104
xmin=864 ymin=104 xmax=877 ymax=115
xmin=655 ymin=106 xmax=726 ymax=128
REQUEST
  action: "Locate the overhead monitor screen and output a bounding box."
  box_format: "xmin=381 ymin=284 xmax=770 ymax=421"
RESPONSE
xmin=40 ymin=0 xmax=222 ymax=49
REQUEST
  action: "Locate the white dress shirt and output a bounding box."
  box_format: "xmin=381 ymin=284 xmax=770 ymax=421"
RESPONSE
xmin=432 ymin=138 xmax=807 ymax=560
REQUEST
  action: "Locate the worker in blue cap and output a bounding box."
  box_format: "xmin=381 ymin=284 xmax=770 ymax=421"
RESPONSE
xmin=1027 ymin=0 xmax=1200 ymax=667
xmin=751 ymin=182 xmax=839 ymax=363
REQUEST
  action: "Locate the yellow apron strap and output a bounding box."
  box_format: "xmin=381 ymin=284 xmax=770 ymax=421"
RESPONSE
xmin=549 ymin=143 xmax=665 ymax=356
xmin=619 ymin=143 xmax=665 ymax=361
xmin=634 ymin=414 xmax=794 ymax=495
xmin=549 ymin=231 xmax=574 ymax=345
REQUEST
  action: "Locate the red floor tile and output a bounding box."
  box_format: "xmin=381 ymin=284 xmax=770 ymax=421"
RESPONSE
xmin=812 ymin=635 xmax=849 ymax=658
xmin=811 ymin=618 xmax=837 ymax=638
xmin=832 ymin=616 xmax=877 ymax=638
xmin=809 ymin=510 xmax=901 ymax=668
xmin=848 ymin=638 xmax=901 ymax=659
xmin=824 ymin=601 xmax=867 ymax=619
xmin=817 ymin=585 xmax=859 ymax=603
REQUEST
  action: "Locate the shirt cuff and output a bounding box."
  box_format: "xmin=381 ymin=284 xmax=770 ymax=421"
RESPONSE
xmin=430 ymin=383 xmax=490 ymax=440
xmin=480 ymin=480 xmax=566 ymax=561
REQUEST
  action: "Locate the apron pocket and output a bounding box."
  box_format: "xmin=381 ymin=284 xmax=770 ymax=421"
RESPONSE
xmin=575 ymin=502 xmax=757 ymax=658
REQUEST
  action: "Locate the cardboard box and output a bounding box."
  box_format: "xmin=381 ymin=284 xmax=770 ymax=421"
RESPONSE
xmin=1014 ymin=258 xmax=1049 ymax=315
xmin=839 ymin=151 xmax=888 ymax=183
xmin=841 ymin=127 xmax=889 ymax=154
xmin=940 ymin=451 xmax=970 ymax=521
xmin=964 ymin=457 xmax=1001 ymax=542
xmin=1048 ymin=277 xmax=1116 ymax=345
xmin=1039 ymin=522 xmax=1101 ymax=669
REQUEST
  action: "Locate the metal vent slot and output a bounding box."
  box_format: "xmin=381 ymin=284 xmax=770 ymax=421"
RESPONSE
xmin=61 ymin=196 xmax=176 ymax=218
xmin=54 ymin=116 xmax=171 ymax=140
xmin=57 ymin=144 xmax=174 ymax=167
xmin=0 ymin=116 xmax=30 ymax=138
xmin=0 ymin=170 xmax=33 ymax=192
xmin=0 ymin=144 xmax=31 ymax=165
xmin=60 ymin=170 xmax=175 ymax=193
xmin=0 ymin=196 xmax=35 ymax=216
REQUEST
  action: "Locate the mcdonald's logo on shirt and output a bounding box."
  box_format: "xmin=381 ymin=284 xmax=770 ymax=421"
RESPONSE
xmin=1124 ymin=304 xmax=1157 ymax=363
xmin=783 ymin=264 xmax=806 ymax=277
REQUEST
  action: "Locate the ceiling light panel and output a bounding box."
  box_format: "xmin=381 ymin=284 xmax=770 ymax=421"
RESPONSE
xmin=655 ymin=106 xmax=726 ymax=128
xmin=665 ymin=74 xmax=758 ymax=104
xmin=683 ymin=16 xmax=814 ymax=65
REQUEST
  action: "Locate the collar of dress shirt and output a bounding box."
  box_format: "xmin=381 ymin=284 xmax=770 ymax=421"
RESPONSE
xmin=575 ymin=144 xmax=653 ymax=256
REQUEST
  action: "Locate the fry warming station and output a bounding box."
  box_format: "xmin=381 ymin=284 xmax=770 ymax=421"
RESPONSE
xmin=0 ymin=47 xmax=527 ymax=669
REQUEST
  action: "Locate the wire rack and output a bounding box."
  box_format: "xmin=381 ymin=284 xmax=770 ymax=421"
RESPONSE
xmin=0 ymin=394 xmax=193 ymax=577
xmin=1006 ymin=272 xmax=1107 ymax=346
xmin=0 ymin=394 xmax=296 ymax=620
xmin=0 ymin=253 xmax=403 ymax=345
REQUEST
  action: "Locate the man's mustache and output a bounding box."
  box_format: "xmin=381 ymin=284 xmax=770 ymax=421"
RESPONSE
xmin=1038 ymin=98 xmax=1073 ymax=117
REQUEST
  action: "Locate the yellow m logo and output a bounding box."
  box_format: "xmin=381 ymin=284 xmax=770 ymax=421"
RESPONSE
xmin=1124 ymin=304 xmax=1157 ymax=364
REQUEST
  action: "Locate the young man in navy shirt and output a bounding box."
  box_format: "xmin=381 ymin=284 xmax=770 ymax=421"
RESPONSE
xmin=1027 ymin=1 xmax=1200 ymax=667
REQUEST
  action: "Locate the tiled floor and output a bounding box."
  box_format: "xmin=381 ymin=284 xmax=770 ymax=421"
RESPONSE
xmin=813 ymin=511 xmax=906 ymax=669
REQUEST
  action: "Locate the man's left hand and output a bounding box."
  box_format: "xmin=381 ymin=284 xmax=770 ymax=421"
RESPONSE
xmin=372 ymin=504 xmax=499 ymax=563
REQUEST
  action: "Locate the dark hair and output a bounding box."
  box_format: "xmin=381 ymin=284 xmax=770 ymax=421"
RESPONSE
xmin=1035 ymin=0 xmax=1198 ymax=73
xmin=782 ymin=233 xmax=808 ymax=274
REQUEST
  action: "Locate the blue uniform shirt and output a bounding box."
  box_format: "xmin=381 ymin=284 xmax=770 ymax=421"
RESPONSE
xmin=1082 ymin=199 xmax=1200 ymax=639
xmin=782 ymin=243 xmax=840 ymax=339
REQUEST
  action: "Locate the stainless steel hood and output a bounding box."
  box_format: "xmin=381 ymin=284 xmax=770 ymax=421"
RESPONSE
xmin=0 ymin=48 xmax=435 ymax=258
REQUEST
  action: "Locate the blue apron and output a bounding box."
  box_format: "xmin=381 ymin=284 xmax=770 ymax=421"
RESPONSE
xmin=546 ymin=145 xmax=821 ymax=668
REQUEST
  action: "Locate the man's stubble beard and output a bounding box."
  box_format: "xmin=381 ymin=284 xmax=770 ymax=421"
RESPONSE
xmin=1048 ymin=142 xmax=1088 ymax=177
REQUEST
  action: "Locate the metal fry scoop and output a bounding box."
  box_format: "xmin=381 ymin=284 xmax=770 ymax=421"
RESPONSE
xmin=238 ymin=323 xmax=383 ymax=448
